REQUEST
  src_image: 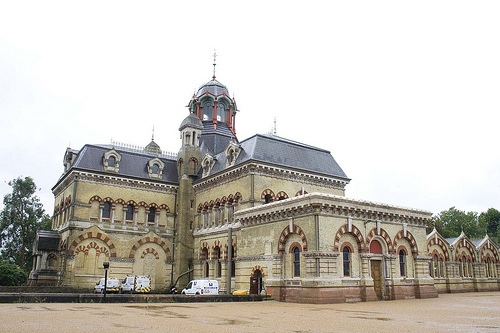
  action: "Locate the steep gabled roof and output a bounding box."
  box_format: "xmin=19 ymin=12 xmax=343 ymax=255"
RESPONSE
xmin=53 ymin=144 xmax=178 ymax=189
xmin=207 ymin=134 xmax=349 ymax=180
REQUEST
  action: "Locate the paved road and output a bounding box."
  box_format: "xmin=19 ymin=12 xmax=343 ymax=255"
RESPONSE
xmin=1 ymin=291 xmax=499 ymax=333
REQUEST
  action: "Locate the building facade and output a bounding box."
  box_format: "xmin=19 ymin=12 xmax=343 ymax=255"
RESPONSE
xmin=29 ymin=74 xmax=500 ymax=303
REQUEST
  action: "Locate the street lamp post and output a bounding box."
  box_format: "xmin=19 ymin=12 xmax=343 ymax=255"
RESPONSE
xmin=103 ymin=262 xmax=109 ymax=300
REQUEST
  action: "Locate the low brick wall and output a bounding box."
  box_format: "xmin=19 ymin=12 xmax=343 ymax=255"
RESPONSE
xmin=0 ymin=292 xmax=269 ymax=303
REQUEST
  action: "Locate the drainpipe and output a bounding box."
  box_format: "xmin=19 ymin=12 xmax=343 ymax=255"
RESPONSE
xmin=315 ymin=212 xmax=320 ymax=277
xmin=171 ymin=186 xmax=178 ymax=288
xmin=226 ymin=227 xmax=232 ymax=294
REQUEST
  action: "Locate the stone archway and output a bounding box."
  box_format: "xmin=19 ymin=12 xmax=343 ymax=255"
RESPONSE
xmin=250 ymin=267 xmax=264 ymax=295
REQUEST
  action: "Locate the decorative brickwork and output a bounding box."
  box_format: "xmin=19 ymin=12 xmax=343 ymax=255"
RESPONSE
xmin=427 ymin=234 xmax=450 ymax=260
xmin=141 ymin=247 xmax=160 ymax=259
xmin=394 ymin=230 xmax=418 ymax=254
xmin=129 ymin=235 xmax=170 ymax=259
xmin=68 ymin=230 xmax=117 ymax=257
xmin=366 ymin=228 xmax=393 ymax=253
xmin=455 ymin=238 xmax=477 ymax=261
xmin=278 ymin=224 xmax=308 ymax=254
xmin=333 ymin=224 xmax=365 ymax=252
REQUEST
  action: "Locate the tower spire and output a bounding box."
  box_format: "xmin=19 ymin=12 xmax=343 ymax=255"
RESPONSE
xmin=212 ymin=50 xmax=217 ymax=80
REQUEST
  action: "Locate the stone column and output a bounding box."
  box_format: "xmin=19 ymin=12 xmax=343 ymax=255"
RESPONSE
xmin=133 ymin=207 xmax=138 ymax=230
xmin=122 ymin=208 xmax=127 ymax=229
xmin=110 ymin=205 xmax=115 ymax=228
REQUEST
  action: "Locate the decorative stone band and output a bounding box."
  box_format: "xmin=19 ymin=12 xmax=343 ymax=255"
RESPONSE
xmin=194 ymin=163 xmax=348 ymax=193
xmin=235 ymin=192 xmax=432 ymax=227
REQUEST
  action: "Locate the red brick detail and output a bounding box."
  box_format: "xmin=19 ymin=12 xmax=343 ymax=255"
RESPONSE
xmin=480 ymin=241 xmax=499 ymax=262
xmin=427 ymin=236 xmax=450 ymax=260
xmin=128 ymin=235 xmax=170 ymax=259
xmin=278 ymin=224 xmax=308 ymax=254
xmin=366 ymin=228 xmax=393 ymax=253
xmin=68 ymin=230 xmax=117 ymax=257
xmin=333 ymin=224 xmax=365 ymax=252
xmin=455 ymin=238 xmax=477 ymax=261
xmin=394 ymin=230 xmax=418 ymax=254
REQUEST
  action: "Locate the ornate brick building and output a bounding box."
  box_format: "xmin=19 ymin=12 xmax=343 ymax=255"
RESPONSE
xmin=30 ymin=72 xmax=499 ymax=303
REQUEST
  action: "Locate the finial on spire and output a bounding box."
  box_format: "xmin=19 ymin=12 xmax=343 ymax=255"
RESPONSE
xmin=151 ymin=126 xmax=155 ymax=141
xmin=273 ymin=117 xmax=277 ymax=135
xmin=212 ymin=49 xmax=217 ymax=80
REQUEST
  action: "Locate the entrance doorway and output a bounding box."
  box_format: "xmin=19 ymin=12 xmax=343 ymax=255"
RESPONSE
xmin=250 ymin=269 xmax=263 ymax=295
xmin=369 ymin=239 xmax=384 ymax=300
xmin=371 ymin=260 xmax=383 ymax=300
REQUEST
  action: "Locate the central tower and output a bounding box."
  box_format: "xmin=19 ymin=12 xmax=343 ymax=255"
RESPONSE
xmin=174 ymin=59 xmax=239 ymax=286
xmin=187 ymin=67 xmax=239 ymax=155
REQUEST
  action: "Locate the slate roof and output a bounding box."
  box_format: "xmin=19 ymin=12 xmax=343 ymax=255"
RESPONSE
xmin=54 ymin=144 xmax=178 ymax=189
xmin=196 ymin=79 xmax=230 ymax=98
xmin=35 ymin=230 xmax=60 ymax=251
xmin=56 ymin=133 xmax=348 ymax=189
xmin=207 ymin=134 xmax=349 ymax=180
xmin=200 ymin=122 xmax=236 ymax=155
xmin=180 ymin=113 xmax=203 ymax=131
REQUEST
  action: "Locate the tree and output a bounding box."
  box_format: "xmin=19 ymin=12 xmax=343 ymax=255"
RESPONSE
xmin=0 ymin=257 xmax=28 ymax=286
xmin=0 ymin=177 xmax=51 ymax=272
xmin=432 ymin=207 xmax=487 ymax=239
xmin=479 ymin=208 xmax=500 ymax=244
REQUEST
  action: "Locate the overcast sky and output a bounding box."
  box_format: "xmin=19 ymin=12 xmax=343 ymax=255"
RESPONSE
xmin=1 ymin=1 xmax=499 ymax=216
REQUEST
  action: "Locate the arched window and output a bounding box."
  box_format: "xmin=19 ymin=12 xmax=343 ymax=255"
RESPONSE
xmin=201 ymin=248 xmax=208 ymax=260
xmin=217 ymin=103 xmax=225 ymax=122
xmin=485 ymin=257 xmax=491 ymax=277
xmin=102 ymin=202 xmax=111 ymax=219
xmin=227 ymin=149 xmax=234 ymax=165
xmin=227 ymin=201 xmax=235 ymax=222
xmin=399 ymin=249 xmax=406 ymax=277
xmin=147 ymin=207 xmax=156 ymax=223
xmin=264 ymin=194 xmax=272 ymax=204
xmin=47 ymin=254 xmax=57 ymax=269
xmin=467 ymin=258 xmax=473 ymax=278
xmin=125 ymin=204 xmax=134 ymax=221
xmin=459 ymin=255 xmax=473 ymax=278
xmin=204 ymin=262 xmax=209 ymax=278
xmin=293 ymin=247 xmax=301 ymax=277
xmin=214 ymin=246 xmax=221 ymax=278
xmin=108 ymin=156 xmax=116 ymax=167
xmin=432 ymin=254 xmax=439 ymax=278
xmin=202 ymin=101 xmax=212 ymax=120
xmin=201 ymin=248 xmax=209 ymax=278
xmin=151 ymin=163 xmax=160 ymax=174
xmin=343 ymin=247 xmax=351 ymax=277
xmin=439 ymin=257 xmax=445 ymax=278
xmin=458 ymin=257 xmax=464 ymax=277
xmin=189 ymin=158 xmax=198 ymax=174
xmin=231 ymin=245 xmax=236 ymax=278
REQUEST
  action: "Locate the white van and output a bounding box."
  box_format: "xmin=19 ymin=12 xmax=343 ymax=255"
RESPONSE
xmin=121 ymin=275 xmax=151 ymax=293
xmin=181 ymin=279 xmax=219 ymax=295
xmin=94 ymin=277 xmax=120 ymax=293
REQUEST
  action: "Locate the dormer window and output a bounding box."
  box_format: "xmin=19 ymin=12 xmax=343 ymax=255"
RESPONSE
xmin=201 ymin=154 xmax=215 ymax=178
xmin=151 ymin=163 xmax=159 ymax=174
xmin=147 ymin=158 xmax=164 ymax=179
xmin=108 ymin=156 xmax=116 ymax=167
xmin=103 ymin=150 xmax=121 ymax=173
xmin=224 ymin=141 xmax=241 ymax=168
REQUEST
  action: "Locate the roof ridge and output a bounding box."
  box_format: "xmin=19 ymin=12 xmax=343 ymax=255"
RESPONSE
xmin=242 ymin=133 xmax=331 ymax=153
